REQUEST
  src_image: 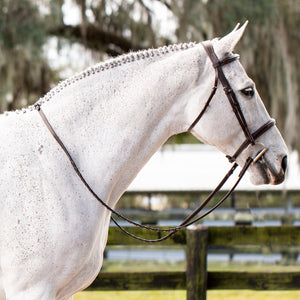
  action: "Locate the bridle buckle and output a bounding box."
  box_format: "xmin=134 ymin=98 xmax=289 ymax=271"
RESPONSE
xmin=246 ymin=142 xmax=268 ymax=164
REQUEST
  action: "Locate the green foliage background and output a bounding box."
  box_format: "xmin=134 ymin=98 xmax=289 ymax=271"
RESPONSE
xmin=0 ymin=0 xmax=298 ymax=149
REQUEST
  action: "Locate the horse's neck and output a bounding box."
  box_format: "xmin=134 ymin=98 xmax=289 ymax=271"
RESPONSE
xmin=40 ymin=46 xmax=203 ymax=207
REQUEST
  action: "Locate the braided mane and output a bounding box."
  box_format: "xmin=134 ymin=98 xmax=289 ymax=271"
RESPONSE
xmin=4 ymin=42 xmax=196 ymax=116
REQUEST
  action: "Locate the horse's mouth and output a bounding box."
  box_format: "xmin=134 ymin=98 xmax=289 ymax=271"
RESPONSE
xmin=250 ymin=155 xmax=286 ymax=185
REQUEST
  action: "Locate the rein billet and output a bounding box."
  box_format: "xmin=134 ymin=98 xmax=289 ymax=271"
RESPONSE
xmin=35 ymin=41 xmax=274 ymax=243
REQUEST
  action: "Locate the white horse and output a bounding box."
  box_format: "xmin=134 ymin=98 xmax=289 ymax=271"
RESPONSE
xmin=0 ymin=23 xmax=287 ymax=299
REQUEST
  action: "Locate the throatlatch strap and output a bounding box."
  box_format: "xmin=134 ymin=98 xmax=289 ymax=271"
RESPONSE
xmin=188 ymin=75 xmax=218 ymax=132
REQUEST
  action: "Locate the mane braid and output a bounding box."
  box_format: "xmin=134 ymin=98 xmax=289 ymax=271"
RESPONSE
xmin=4 ymin=42 xmax=196 ymax=116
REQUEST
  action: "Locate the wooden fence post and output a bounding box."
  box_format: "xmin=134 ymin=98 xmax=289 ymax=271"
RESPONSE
xmin=186 ymin=225 xmax=208 ymax=300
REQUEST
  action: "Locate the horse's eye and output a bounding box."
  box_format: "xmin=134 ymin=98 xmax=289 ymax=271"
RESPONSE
xmin=241 ymin=87 xmax=254 ymax=97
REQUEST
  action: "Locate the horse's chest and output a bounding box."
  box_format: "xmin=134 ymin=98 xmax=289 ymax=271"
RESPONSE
xmin=0 ymin=163 xmax=108 ymax=297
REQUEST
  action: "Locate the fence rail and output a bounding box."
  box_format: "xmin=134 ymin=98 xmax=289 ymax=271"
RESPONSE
xmin=90 ymin=226 xmax=300 ymax=299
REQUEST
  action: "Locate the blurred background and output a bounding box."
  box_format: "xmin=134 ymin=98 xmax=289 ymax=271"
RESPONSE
xmin=0 ymin=0 xmax=298 ymax=150
xmin=1 ymin=1 xmax=299 ymax=297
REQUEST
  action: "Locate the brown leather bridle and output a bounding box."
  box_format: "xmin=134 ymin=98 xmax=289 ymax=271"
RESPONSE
xmin=35 ymin=41 xmax=275 ymax=242
xmin=188 ymin=41 xmax=275 ymax=162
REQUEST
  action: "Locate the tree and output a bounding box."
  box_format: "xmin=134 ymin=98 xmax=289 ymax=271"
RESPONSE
xmin=0 ymin=0 xmax=298 ymax=151
xmin=198 ymin=0 xmax=299 ymax=150
xmin=0 ymin=0 xmax=54 ymax=112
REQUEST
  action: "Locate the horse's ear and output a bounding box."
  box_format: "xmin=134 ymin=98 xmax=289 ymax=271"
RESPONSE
xmin=215 ymin=21 xmax=248 ymax=57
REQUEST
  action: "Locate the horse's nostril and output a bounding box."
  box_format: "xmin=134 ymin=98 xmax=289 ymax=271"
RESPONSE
xmin=281 ymin=155 xmax=288 ymax=173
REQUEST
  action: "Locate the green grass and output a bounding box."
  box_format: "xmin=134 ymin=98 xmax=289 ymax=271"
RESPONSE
xmin=76 ymin=261 xmax=300 ymax=299
xmin=102 ymin=259 xmax=300 ymax=273
xmin=74 ymin=290 xmax=300 ymax=300
xmin=101 ymin=259 xmax=186 ymax=272
xmin=74 ymin=291 xmax=185 ymax=300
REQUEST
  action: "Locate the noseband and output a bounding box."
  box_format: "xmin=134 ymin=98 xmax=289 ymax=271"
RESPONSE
xmin=35 ymin=41 xmax=275 ymax=243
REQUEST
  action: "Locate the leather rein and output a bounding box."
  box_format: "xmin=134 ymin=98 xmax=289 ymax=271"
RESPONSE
xmin=35 ymin=41 xmax=275 ymax=243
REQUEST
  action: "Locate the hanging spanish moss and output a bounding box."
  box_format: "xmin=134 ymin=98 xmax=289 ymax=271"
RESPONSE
xmin=197 ymin=0 xmax=299 ymax=151
xmin=0 ymin=0 xmax=54 ymax=112
xmin=0 ymin=0 xmax=298 ymax=152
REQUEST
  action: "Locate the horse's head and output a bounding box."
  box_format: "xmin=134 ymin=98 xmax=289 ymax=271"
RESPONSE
xmin=187 ymin=22 xmax=288 ymax=185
